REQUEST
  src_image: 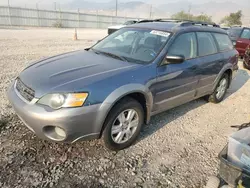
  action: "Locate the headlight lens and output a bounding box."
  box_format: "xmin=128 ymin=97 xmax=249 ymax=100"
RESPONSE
xmin=233 ymin=41 xmax=236 ymax=46
xmin=38 ymin=93 xmax=88 ymax=109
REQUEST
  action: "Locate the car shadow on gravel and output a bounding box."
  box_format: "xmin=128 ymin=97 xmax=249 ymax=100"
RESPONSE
xmin=139 ymin=98 xmax=207 ymax=141
xmin=226 ymin=69 xmax=250 ymax=99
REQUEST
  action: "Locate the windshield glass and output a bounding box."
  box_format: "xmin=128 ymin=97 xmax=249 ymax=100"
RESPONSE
xmin=92 ymin=28 xmax=170 ymax=64
xmin=227 ymin=28 xmax=242 ymax=38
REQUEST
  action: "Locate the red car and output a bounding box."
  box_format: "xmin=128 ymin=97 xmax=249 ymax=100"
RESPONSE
xmin=243 ymin=45 xmax=250 ymax=70
xmin=228 ymin=27 xmax=250 ymax=57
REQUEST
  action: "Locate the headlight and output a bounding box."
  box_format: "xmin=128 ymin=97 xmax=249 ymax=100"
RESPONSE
xmin=233 ymin=41 xmax=236 ymax=46
xmin=38 ymin=93 xmax=88 ymax=109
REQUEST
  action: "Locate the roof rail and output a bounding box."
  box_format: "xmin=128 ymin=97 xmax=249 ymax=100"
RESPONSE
xmin=137 ymin=18 xmax=191 ymax=23
xmin=137 ymin=18 xmax=220 ymax=28
xmin=180 ymin=21 xmax=220 ymax=28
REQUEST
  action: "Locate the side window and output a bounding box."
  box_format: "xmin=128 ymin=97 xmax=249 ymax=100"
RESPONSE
xmin=168 ymin=32 xmax=197 ymax=59
xmin=197 ymin=32 xmax=217 ymax=56
xmin=213 ymin=33 xmax=233 ymax=51
xmin=240 ymin=29 xmax=250 ymax=39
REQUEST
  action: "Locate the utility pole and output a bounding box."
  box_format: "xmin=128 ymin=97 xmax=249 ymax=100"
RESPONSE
xmin=188 ymin=4 xmax=191 ymax=20
xmin=54 ymin=2 xmax=57 ymax=11
xmin=115 ymin=0 xmax=118 ymax=17
xmin=8 ymin=0 xmax=11 ymax=26
xmin=149 ymin=5 xmax=152 ymax=19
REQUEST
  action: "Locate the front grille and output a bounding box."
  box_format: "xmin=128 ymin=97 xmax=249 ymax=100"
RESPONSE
xmin=15 ymin=78 xmax=35 ymax=102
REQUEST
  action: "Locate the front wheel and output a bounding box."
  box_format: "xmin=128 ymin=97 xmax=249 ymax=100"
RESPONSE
xmin=207 ymin=74 xmax=229 ymax=103
xmin=103 ymin=97 xmax=144 ymax=151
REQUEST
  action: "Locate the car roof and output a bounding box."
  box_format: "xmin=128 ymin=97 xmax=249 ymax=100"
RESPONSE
xmin=125 ymin=20 xmax=227 ymax=35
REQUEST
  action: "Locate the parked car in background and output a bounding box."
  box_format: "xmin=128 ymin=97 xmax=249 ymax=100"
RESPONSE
xmin=107 ymin=20 xmax=137 ymax=35
xmin=228 ymin=26 xmax=250 ymax=56
xmin=243 ymin=45 xmax=250 ymax=70
xmin=7 ymin=19 xmax=238 ymax=151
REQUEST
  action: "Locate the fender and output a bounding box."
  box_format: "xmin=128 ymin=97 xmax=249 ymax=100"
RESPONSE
xmin=95 ymin=84 xmax=154 ymax=135
xmin=212 ymin=63 xmax=233 ymax=91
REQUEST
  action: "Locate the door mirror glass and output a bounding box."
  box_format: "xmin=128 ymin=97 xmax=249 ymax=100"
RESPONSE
xmin=163 ymin=55 xmax=185 ymax=65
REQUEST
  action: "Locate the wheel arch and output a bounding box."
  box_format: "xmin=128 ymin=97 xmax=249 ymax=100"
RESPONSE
xmin=98 ymin=84 xmax=153 ymax=138
xmin=213 ymin=64 xmax=233 ymax=91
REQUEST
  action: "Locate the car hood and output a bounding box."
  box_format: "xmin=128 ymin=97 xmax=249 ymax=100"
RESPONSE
xmin=19 ymin=50 xmax=140 ymax=98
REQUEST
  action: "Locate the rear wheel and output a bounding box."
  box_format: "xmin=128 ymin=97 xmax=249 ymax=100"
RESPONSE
xmin=243 ymin=59 xmax=250 ymax=70
xmin=103 ymin=97 xmax=144 ymax=151
xmin=207 ymin=74 xmax=229 ymax=103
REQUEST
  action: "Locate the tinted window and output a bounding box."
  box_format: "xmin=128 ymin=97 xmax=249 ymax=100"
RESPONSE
xmin=168 ymin=32 xmax=197 ymax=59
xmin=228 ymin=28 xmax=242 ymax=38
xmin=240 ymin=29 xmax=250 ymax=39
xmin=197 ymin=32 xmax=217 ymax=56
xmin=213 ymin=33 xmax=233 ymax=51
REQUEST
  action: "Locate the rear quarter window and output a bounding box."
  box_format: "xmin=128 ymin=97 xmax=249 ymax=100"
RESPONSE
xmin=213 ymin=33 xmax=233 ymax=51
xmin=197 ymin=32 xmax=217 ymax=56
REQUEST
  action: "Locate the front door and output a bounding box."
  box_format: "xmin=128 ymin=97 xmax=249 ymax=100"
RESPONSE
xmin=236 ymin=28 xmax=250 ymax=56
xmin=152 ymin=32 xmax=199 ymax=114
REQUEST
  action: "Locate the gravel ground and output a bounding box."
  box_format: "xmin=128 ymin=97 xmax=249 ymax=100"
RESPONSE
xmin=0 ymin=28 xmax=250 ymax=188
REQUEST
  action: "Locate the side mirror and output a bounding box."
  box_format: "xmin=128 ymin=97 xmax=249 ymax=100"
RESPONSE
xmin=163 ymin=55 xmax=185 ymax=65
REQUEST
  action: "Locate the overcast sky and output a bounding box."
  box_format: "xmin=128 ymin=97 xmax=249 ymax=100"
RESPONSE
xmin=1 ymin=0 xmax=241 ymax=5
xmin=0 ymin=0 xmax=246 ymax=9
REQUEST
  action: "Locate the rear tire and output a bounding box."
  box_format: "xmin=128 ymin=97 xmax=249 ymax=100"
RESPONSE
xmin=207 ymin=74 xmax=229 ymax=103
xmin=243 ymin=60 xmax=250 ymax=70
xmin=102 ymin=97 xmax=144 ymax=151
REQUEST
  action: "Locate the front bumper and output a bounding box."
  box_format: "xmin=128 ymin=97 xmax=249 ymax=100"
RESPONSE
xmin=7 ymin=83 xmax=104 ymax=143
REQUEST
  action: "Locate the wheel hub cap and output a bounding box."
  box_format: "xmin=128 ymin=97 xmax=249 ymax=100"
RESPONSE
xmin=111 ymin=109 xmax=139 ymax=144
xmin=216 ymin=78 xmax=227 ymax=99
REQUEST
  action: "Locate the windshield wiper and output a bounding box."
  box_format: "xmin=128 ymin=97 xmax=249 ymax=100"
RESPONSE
xmin=90 ymin=49 xmax=128 ymax=62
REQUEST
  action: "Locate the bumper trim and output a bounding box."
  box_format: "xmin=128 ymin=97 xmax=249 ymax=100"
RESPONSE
xmin=72 ymin=133 xmax=100 ymax=143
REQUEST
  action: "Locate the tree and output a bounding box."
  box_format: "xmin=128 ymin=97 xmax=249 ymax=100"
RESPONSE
xmin=194 ymin=14 xmax=212 ymax=23
xmin=171 ymin=11 xmax=194 ymax=20
xmin=220 ymin=10 xmax=242 ymax=26
xmin=171 ymin=11 xmax=213 ymax=23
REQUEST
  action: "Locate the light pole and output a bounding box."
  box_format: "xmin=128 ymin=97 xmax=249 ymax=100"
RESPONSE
xmin=36 ymin=0 xmax=44 ymax=10
xmin=115 ymin=0 xmax=118 ymax=17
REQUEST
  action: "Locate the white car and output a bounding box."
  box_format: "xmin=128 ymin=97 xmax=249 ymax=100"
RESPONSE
xmin=108 ymin=20 xmax=137 ymax=35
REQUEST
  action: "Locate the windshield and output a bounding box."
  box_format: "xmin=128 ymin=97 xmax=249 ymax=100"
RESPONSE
xmin=92 ymin=28 xmax=171 ymax=64
xmin=227 ymin=28 xmax=242 ymax=38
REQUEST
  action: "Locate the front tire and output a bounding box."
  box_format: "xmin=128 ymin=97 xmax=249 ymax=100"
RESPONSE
xmin=103 ymin=97 xmax=144 ymax=151
xmin=207 ymin=74 xmax=229 ymax=103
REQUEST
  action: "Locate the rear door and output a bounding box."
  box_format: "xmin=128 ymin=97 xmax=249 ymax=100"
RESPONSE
xmin=236 ymin=28 xmax=250 ymax=56
xmin=195 ymin=32 xmax=223 ymax=97
xmin=153 ymin=32 xmax=199 ymax=113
